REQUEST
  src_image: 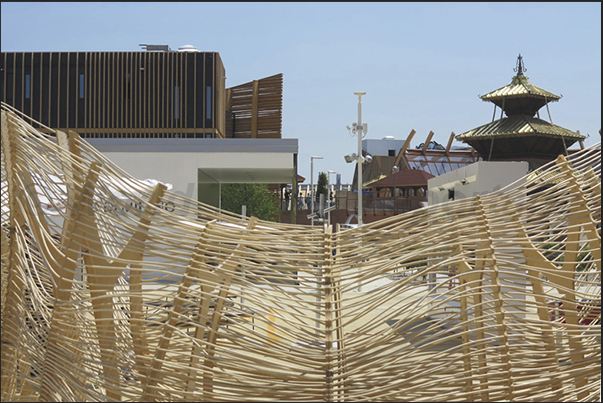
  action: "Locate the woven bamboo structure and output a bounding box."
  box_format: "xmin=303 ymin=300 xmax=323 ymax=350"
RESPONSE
xmin=1 ymin=101 xmax=600 ymax=401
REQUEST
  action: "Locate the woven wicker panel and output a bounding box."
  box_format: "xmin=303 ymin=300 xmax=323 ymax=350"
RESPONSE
xmin=1 ymin=102 xmax=600 ymax=402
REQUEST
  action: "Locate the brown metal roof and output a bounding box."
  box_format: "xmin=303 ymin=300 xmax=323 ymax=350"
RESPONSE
xmin=455 ymin=115 xmax=585 ymax=141
xmin=368 ymin=169 xmax=435 ymax=188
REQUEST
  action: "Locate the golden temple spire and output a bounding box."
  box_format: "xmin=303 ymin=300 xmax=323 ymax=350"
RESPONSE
xmin=514 ymin=54 xmax=526 ymax=76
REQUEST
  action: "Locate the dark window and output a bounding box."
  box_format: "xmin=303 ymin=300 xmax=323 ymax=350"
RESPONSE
xmin=79 ymin=74 xmax=84 ymax=98
xmin=25 ymin=74 xmax=30 ymax=99
xmin=448 ymin=189 xmax=455 ymax=200
xmin=388 ymin=149 xmax=396 ymax=157
xmin=174 ymin=86 xmax=180 ymax=119
xmin=206 ymin=86 xmax=212 ymax=120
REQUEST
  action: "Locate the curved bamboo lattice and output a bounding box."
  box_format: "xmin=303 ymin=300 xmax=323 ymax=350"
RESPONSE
xmin=1 ymin=102 xmax=601 ymax=401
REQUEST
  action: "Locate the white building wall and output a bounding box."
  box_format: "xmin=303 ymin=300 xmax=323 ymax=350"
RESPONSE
xmin=427 ymin=161 xmax=530 ymax=205
xmin=87 ymin=138 xmax=298 ymax=205
xmin=427 ymin=160 xmax=531 ymax=320
xmin=99 ymin=152 xmax=199 ymax=199
xmin=102 ymin=151 xmax=295 ymax=198
xmin=363 ymin=137 xmax=407 ymax=157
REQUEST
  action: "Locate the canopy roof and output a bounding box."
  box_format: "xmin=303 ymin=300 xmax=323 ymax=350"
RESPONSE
xmin=368 ymin=169 xmax=435 ymax=188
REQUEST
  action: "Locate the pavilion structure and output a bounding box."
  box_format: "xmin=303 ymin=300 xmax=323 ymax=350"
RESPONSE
xmin=362 ymin=168 xmax=434 ymax=216
xmin=456 ymin=54 xmax=586 ymax=169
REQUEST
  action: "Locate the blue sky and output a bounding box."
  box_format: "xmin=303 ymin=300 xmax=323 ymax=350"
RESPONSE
xmin=1 ymin=2 xmax=601 ymax=184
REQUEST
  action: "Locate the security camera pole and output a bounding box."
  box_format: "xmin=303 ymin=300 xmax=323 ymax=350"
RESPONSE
xmin=352 ymin=92 xmax=367 ymax=225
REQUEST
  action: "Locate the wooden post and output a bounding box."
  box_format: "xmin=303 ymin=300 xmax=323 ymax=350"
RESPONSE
xmin=476 ymin=196 xmax=513 ymax=401
xmin=0 ymin=110 xmax=28 ymax=399
xmin=323 ymin=224 xmax=334 ymax=401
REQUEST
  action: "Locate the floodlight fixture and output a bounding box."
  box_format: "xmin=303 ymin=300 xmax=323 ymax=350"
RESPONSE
xmin=344 ymin=153 xmax=357 ymax=163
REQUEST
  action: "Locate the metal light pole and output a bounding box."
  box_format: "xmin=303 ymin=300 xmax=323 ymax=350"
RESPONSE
xmin=352 ymin=92 xmax=367 ymax=225
xmin=327 ymin=170 xmax=338 ymax=202
xmin=392 ymin=165 xmax=399 ymax=214
xmin=310 ymin=156 xmax=323 ymax=226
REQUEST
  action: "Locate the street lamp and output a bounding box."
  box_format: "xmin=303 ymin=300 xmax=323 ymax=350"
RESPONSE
xmin=310 ymin=156 xmax=323 ymax=226
xmin=346 ymin=92 xmax=368 ymax=225
xmin=392 ymin=165 xmax=399 ymax=214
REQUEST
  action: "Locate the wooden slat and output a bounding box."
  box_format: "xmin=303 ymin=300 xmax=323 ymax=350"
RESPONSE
xmin=227 ymin=73 xmax=283 ymax=138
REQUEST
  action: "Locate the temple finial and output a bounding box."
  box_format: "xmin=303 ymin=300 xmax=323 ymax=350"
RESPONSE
xmin=514 ymin=54 xmax=526 ymax=76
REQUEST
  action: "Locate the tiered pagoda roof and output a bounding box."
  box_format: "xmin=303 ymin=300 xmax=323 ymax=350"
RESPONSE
xmin=456 ymin=55 xmax=585 ymax=165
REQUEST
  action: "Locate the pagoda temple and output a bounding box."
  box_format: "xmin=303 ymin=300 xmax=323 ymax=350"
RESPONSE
xmin=456 ymin=55 xmax=585 ymax=168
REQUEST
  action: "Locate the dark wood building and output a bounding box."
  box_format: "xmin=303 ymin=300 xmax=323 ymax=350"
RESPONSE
xmin=1 ymin=46 xmax=283 ymax=140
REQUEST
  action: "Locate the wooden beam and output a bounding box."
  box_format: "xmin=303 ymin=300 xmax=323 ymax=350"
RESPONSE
xmin=421 ymin=131 xmax=435 ymax=155
xmin=394 ymin=129 xmax=416 ymax=170
xmin=445 ymin=131 xmax=455 ymax=156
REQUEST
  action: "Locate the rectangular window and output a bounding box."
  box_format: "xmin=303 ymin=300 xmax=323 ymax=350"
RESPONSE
xmin=206 ymin=86 xmax=212 ymax=120
xmin=79 ymin=74 xmax=84 ymax=98
xmin=25 ymin=74 xmax=31 ymax=99
xmin=174 ymin=86 xmax=180 ymax=119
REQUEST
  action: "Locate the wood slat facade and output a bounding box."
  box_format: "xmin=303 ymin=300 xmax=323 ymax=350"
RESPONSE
xmin=1 ymin=50 xmax=226 ymax=138
xmin=225 ymin=73 xmax=283 ymax=139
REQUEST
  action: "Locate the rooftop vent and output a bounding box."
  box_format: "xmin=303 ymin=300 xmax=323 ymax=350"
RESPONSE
xmin=139 ymin=44 xmax=172 ymax=52
xmin=178 ymin=44 xmax=199 ymax=52
xmin=382 ymin=136 xmax=396 ymax=140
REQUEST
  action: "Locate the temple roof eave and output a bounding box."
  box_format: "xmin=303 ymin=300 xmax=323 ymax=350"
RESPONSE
xmin=480 ymin=79 xmax=561 ymax=103
xmin=455 ymin=116 xmax=586 ymax=141
xmin=481 ymin=94 xmax=560 ymax=103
